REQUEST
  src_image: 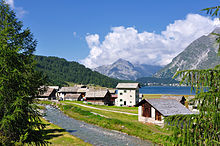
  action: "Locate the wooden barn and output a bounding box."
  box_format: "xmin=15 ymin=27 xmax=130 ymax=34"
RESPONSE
xmin=85 ymin=90 xmax=113 ymax=105
xmin=64 ymin=93 xmax=82 ymax=101
xmin=38 ymin=87 xmax=57 ymax=100
xmin=136 ymin=99 xmax=193 ymax=126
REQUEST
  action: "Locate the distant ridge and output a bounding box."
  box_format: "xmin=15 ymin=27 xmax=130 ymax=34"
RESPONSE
xmin=34 ymin=55 xmax=121 ymax=87
xmin=94 ymin=59 xmax=162 ymax=80
xmin=154 ymin=27 xmax=220 ymax=78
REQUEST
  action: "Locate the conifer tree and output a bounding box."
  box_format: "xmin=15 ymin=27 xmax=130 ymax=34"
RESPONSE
xmin=0 ymin=1 xmax=47 ymax=145
xmin=165 ymin=6 xmax=220 ymax=145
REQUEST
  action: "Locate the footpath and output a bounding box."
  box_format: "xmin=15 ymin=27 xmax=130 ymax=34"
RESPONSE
xmin=66 ymin=102 xmax=138 ymax=116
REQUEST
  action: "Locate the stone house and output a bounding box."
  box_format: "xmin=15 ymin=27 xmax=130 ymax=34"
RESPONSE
xmin=136 ymin=99 xmax=193 ymax=126
xmin=115 ymin=83 xmax=140 ymax=106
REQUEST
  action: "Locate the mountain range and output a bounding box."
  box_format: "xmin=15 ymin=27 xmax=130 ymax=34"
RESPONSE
xmin=95 ymin=27 xmax=220 ymax=81
xmin=154 ymin=27 xmax=220 ymax=78
xmin=94 ymin=59 xmax=162 ymax=80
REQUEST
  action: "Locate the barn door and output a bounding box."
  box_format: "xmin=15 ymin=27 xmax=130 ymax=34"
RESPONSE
xmin=142 ymin=103 xmax=151 ymax=117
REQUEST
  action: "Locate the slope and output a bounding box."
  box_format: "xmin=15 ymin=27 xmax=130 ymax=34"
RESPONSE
xmin=155 ymin=27 xmax=220 ymax=78
xmin=34 ymin=55 xmax=121 ymax=87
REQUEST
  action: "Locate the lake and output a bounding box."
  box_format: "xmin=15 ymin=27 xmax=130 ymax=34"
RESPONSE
xmin=140 ymin=86 xmax=195 ymax=95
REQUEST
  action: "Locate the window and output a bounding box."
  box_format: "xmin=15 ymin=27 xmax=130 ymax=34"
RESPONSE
xmin=130 ymin=101 xmax=132 ymax=103
xmin=120 ymin=93 xmax=123 ymax=95
xmin=120 ymin=99 xmax=123 ymax=102
xmin=130 ymin=95 xmax=132 ymax=97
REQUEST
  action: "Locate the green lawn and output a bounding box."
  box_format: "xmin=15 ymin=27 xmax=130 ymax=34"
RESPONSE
xmin=143 ymin=94 xmax=193 ymax=99
xmin=62 ymin=101 xmax=138 ymax=114
xmin=41 ymin=118 xmax=91 ymax=146
xmin=58 ymin=102 xmax=172 ymax=145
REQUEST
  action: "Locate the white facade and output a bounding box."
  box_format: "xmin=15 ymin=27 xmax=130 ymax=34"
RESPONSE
xmin=116 ymin=88 xmax=139 ymax=106
xmin=138 ymin=106 xmax=164 ymax=127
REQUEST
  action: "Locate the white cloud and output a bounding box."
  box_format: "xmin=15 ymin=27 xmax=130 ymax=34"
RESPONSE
xmin=5 ymin=0 xmax=27 ymax=18
xmin=73 ymin=32 xmax=77 ymax=37
xmin=81 ymin=14 xmax=220 ymax=68
xmin=5 ymin=0 xmax=14 ymax=8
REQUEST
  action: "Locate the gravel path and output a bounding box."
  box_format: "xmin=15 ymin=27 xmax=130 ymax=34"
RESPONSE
xmin=44 ymin=105 xmax=152 ymax=146
xmin=67 ymin=102 xmax=138 ymax=116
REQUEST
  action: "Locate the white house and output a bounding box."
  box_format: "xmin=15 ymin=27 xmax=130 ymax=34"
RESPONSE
xmin=137 ymin=99 xmax=193 ymax=126
xmin=115 ymin=83 xmax=140 ymax=106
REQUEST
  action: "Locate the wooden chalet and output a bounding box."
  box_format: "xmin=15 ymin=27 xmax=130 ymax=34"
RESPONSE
xmin=58 ymin=86 xmax=88 ymax=101
xmin=85 ymin=90 xmax=113 ymax=105
xmin=38 ymin=87 xmax=57 ymax=100
xmin=64 ymin=93 xmax=82 ymax=101
xmin=136 ymin=99 xmax=193 ymax=126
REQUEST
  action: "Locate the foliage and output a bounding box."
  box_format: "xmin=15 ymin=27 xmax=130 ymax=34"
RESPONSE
xmin=202 ymin=6 xmax=220 ymax=55
xmin=165 ymin=5 xmax=220 ymax=145
xmin=166 ymin=68 xmax=220 ymax=145
xmin=34 ymin=55 xmax=125 ymax=88
xmin=0 ymin=1 xmax=47 ymax=145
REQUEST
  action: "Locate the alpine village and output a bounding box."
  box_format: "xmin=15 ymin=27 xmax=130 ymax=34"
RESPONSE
xmin=0 ymin=0 xmax=219 ymax=146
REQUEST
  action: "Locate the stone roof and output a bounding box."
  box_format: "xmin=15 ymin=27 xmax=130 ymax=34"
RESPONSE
xmin=161 ymin=95 xmax=186 ymax=102
xmin=59 ymin=87 xmax=78 ymax=93
xmin=116 ymin=83 xmax=140 ymax=89
xmin=77 ymin=88 xmax=89 ymax=93
xmin=40 ymin=88 xmax=55 ymax=97
xmin=86 ymin=90 xmax=109 ymax=98
xmin=146 ymin=99 xmax=193 ymax=116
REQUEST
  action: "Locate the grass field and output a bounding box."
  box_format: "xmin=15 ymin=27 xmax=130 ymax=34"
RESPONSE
xmin=41 ymin=118 xmax=91 ymax=146
xmin=143 ymin=94 xmax=194 ymax=99
xmin=62 ymin=101 xmax=138 ymax=114
xmin=58 ymin=102 xmax=172 ymax=145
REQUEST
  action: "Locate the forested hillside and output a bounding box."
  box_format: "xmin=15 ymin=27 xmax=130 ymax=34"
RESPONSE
xmin=34 ymin=55 xmax=121 ymax=87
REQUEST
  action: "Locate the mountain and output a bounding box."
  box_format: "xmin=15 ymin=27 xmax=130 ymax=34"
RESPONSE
xmin=154 ymin=27 xmax=220 ymax=79
xmin=136 ymin=77 xmax=179 ymax=85
xmin=94 ymin=59 xmax=162 ymax=80
xmin=34 ymin=55 xmax=121 ymax=87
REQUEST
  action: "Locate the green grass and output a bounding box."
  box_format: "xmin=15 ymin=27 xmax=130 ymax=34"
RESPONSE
xmin=37 ymin=100 xmax=53 ymax=105
xmin=41 ymin=118 xmax=91 ymax=146
xmin=143 ymin=94 xmax=194 ymax=99
xmin=62 ymin=101 xmax=138 ymax=114
xmin=58 ymin=102 xmax=171 ymax=145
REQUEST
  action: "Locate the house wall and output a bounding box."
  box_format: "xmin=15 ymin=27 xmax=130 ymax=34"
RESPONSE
xmin=151 ymin=107 xmax=155 ymax=119
xmin=87 ymin=99 xmax=105 ymax=105
xmin=138 ymin=106 xmax=164 ymax=127
xmin=58 ymin=92 xmax=78 ymax=100
xmin=115 ymin=88 xmax=139 ymax=106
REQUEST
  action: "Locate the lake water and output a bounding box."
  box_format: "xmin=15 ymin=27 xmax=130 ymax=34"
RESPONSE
xmin=140 ymin=86 xmax=195 ymax=95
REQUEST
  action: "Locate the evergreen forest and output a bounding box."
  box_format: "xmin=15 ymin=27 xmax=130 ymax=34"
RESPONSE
xmin=34 ymin=55 xmax=123 ymax=87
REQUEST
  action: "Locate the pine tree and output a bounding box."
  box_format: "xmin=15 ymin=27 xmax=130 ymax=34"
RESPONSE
xmin=0 ymin=1 xmax=47 ymax=145
xmin=165 ymin=6 xmax=220 ymax=145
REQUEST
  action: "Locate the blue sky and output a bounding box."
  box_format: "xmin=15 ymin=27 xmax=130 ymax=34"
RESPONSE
xmin=6 ymin=0 xmax=220 ymax=68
